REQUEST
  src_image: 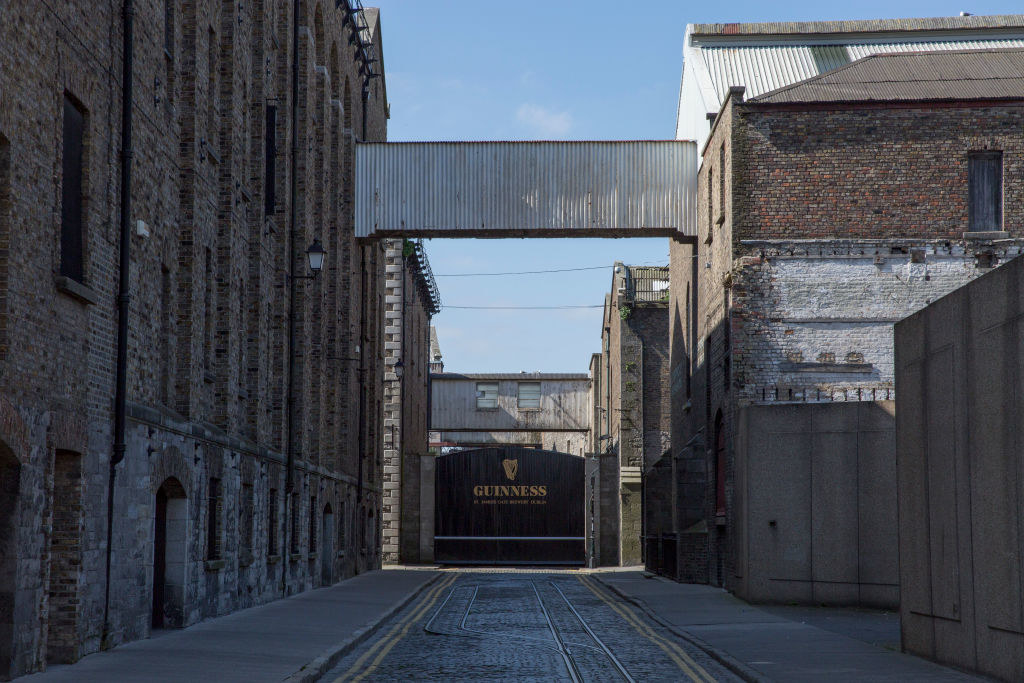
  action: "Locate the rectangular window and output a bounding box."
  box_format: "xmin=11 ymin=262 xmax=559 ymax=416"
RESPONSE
xmin=969 ymin=151 xmax=1002 ymax=231
xmin=160 ymin=265 xmax=172 ymax=406
xmin=517 ymin=382 xmax=541 ymax=410
xmin=206 ymin=477 xmax=221 ymax=560
xmin=717 ymin=144 xmax=725 ymax=224
xmin=60 ymin=97 xmax=85 ymax=282
xmin=207 ymin=27 xmax=218 ymax=138
xmin=309 ymin=496 xmax=317 ymax=553
xmin=204 ymin=247 xmax=213 ymax=369
xmin=240 ymin=483 xmax=253 ymax=554
xmin=290 ymin=492 xmax=300 ymax=554
xmin=476 ymin=382 xmax=498 ymax=409
xmin=705 ymin=168 xmax=714 ymax=244
xmin=264 ymin=105 xmax=277 ymax=214
xmin=338 ymin=500 xmax=346 ymax=553
xmin=268 ymin=488 xmax=278 ymax=556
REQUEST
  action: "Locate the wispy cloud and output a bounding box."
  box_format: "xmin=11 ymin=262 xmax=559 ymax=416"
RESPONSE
xmin=515 ymin=103 xmax=572 ymax=137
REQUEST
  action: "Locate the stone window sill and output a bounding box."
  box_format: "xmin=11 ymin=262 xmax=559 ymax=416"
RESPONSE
xmin=715 ymin=514 xmax=726 ymax=527
xmin=267 ymin=554 xmax=281 ymax=565
xmin=289 ymin=552 xmax=305 ymax=563
xmin=336 ymin=551 xmax=346 ymax=559
xmin=307 ymin=552 xmax=318 ymax=561
xmin=54 ymin=275 xmax=100 ymax=305
xmin=963 ymin=230 xmax=1008 ymax=240
xmin=204 ymin=559 xmax=225 ymax=572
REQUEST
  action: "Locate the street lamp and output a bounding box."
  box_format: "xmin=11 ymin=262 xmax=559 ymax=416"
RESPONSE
xmin=306 ymin=239 xmax=325 ymax=274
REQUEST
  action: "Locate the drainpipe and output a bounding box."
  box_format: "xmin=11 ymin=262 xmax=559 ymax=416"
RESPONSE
xmin=103 ymin=0 xmax=134 ymax=646
xmin=356 ymin=247 xmax=367 ymax=505
xmin=282 ymin=0 xmax=301 ymax=586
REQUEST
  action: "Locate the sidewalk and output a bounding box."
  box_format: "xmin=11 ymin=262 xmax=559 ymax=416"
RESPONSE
xmin=594 ymin=571 xmax=984 ymax=682
xmin=27 ymin=568 xmax=441 ymax=683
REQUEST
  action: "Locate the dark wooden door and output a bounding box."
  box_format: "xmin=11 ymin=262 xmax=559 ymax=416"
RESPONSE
xmin=435 ymin=446 xmax=584 ymax=565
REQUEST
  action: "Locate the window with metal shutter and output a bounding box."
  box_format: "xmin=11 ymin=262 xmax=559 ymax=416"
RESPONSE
xmin=969 ymin=151 xmax=1002 ymax=231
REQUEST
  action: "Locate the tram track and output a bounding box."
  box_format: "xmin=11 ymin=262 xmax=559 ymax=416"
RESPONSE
xmin=423 ymin=576 xmax=635 ymax=682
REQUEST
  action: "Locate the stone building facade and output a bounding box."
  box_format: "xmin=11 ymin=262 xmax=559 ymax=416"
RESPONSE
xmin=0 ymin=0 xmax=390 ymax=677
xmin=592 ymin=264 xmax=671 ymax=567
xmin=668 ymin=49 xmax=1024 ymax=595
xmin=381 ymin=238 xmax=440 ymax=564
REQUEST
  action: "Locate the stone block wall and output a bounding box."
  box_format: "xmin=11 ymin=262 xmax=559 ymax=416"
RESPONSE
xmin=0 ymin=1 xmax=390 ymax=676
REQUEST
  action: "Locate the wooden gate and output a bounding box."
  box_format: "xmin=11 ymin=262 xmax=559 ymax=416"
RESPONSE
xmin=435 ymin=447 xmax=584 ymax=565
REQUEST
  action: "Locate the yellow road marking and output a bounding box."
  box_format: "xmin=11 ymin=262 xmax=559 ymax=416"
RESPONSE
xmin=579 ymin=575 xmax=716 ymax=683
xmin=335 ymin=573 xmax=457 ymax=683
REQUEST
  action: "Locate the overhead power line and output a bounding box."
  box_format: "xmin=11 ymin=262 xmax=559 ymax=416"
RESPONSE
xmin=432 ymin=259 xmax=670 ymax=277
xmin=434 ymin=265 xmax=612 ymax=277
xmin=442 ymin=304 xmax=605 ymax=310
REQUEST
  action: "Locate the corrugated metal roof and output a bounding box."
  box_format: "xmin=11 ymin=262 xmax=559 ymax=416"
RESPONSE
xmin=700 ymin=37 xmax=1024 ymax=102
xmin=752 ymin=48 xmax=1024 ymax=103
xmin=432 ymin=373 xmax=590 ymax=381
xmin=699 ymin=38 xmax=1024 ymax=104
xmin=691 ymin=15 xmax=1024 ymax=37
xmin=356 ymin=141 xmax=696 ymax=238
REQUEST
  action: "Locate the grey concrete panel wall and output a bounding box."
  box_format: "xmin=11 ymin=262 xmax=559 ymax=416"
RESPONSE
xmin=734 ymin=402 xmax=897 ymax=608
xmin=896 ymin=253 xmax=1024 ymax=681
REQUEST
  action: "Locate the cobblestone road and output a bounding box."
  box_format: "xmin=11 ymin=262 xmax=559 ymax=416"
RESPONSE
xmin=322 ymin=571 xmax=741 ymax=682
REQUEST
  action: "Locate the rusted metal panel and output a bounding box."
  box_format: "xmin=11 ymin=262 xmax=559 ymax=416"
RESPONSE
xmin=356 ymin=141 xmax=696 ymax=238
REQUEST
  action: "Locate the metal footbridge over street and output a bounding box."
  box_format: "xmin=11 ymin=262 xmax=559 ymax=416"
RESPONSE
xmin=355 ymin=141 xmax=697 ymax=239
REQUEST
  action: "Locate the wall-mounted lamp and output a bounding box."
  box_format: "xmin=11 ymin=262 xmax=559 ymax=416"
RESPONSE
xmin=393 ymin=359 xmax=404 ymax=379
xmin=291 ymin=239 xmax=326 ymax=280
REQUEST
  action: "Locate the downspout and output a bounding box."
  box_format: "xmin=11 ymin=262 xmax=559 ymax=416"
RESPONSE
xmin=356 ymin=248 xmax=367 ymax=505
xmin=283 ymin=0 xmax=301 ymax=582
xmin=103 ymin=0 xmax=134 ymax=646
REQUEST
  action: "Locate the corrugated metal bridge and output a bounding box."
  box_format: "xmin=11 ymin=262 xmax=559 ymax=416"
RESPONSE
xmin=355 ymin=141 xmax=696 ymax=238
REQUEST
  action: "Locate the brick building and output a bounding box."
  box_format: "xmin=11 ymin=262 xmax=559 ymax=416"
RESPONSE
xmin=591 ymin=264 xmax=671 ymax=567
xmin=668 ymin=48 xmax=1024 ymax=599
xmin=381 ymin=239 xmax=440 ymax=564
xmin=0 ymin=0 xmax=391 ymax=676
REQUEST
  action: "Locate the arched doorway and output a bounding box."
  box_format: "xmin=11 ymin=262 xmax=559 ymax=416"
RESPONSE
xmin=152 ymin=477 xmax=187 ymax=629
xmin=321 ymin=503 xmax=334 ymax=585
xmin=0 ymin=443 xmax=20 ymax=678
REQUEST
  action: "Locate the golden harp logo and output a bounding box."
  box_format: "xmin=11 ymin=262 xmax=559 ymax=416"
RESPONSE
xmin=502 ymin=459 xmax=519 ymax=481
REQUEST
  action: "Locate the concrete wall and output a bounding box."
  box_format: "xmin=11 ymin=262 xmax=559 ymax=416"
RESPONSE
xmin=895 ymin=254 xmax=1024 ymax=682
xmin=733 ymin=402 xmax=898 ymax=608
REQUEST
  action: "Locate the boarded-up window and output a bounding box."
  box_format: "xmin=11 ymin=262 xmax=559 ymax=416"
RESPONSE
xmin=308 ymin=495 xmax=317 ymax=553
xmin=268 ymin=488 xmax=278 ymax=556
xmin=517 ymin=382 xmax=541 ymax=410
xmin=240 ymin=483 xmax=253 ymax=554
xmin=60 ymin=97 xmax=85 ymax=282
xmin=206 ymin=477 xmax=221 ymax=560
xmin=476 ymin=382 xmax=498 ymax=409
xmin=969 ymin=152 xmax=1002 ymax=231
xmin=264 ymin=105 xmax=276 ymax=214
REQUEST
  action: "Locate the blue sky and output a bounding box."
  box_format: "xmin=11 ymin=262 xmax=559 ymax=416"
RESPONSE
xmin=370 ymin=0 xmax=1021 ymax=373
